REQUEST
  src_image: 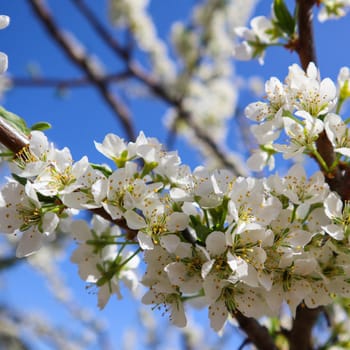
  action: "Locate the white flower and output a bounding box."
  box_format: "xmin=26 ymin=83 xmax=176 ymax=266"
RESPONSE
xmin=100 ymin=162 xmax=162 ymax=220
xmin=61 ymin=164 xmax=106 ymax=209
xmin=324 ymin=113 xmax=350 ymax=157
xmin=142 ymin=288 xmax=187 ymax=327
xmin=234 ymin=16 xmax=277 ymax=64
xmin=286 ymin=62 xmax=337 ymax=117
xmin=228 ymin=177 xmax=281 ymax=234
xmin=94 ymin=133 xmax=128 ymax=164
xmin=245 ymin=77 xmax=289 ymax=122
xmin=322 ymin=192 xmax=349 ymax=240
xmin=10 ymin=130 xmax=50 ymax=178
xmin=279 ymin=164 xmax=329 ymax=212
xmin=70 ymin=216 xmax=139 ymax=308
xmin=274 ymin=110 xmax=324 ymax=159
xmin=0 ymin=181 xmax=59 ymax=257
xmin=33 ymin=152 xmax=89 ymax=196
xmin=247 ymin=148 xmax=275 ymax=172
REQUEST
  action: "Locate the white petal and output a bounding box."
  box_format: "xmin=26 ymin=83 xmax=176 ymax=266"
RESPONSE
xmin=206 ymin=231 xmax=227 ymax=256
xmin=166 ymin=212 xmax=189 ymax=232
xmin=137 ymin=231 xmax=154 ymax=250
xmin=42 ymin=212 xmax=59 ymax=234
xmin=16 ymin=230 xmax=43 ymax=257
xmin=124 ymin=210 xmax=146 ymax=230
xmin=209 ymin=299 xmax=228 ymax=332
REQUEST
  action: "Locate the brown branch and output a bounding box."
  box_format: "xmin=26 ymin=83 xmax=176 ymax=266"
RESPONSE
xmin=28 ymin=0 xmax=135 ymax=141
xmin=235 ymin=311 xmax=278 ymax=350
xmin=295 ymin=0 xmax=317 ymax=70
xmin=12 ymin=71 xmax=131 ymax=88
xmin=71 ymin=0 xmax=130 ymax=60
xmin=288 ymin=306 xmax=322 ymax=350
xmin=0 ymin=118 xmax=29 ymax=153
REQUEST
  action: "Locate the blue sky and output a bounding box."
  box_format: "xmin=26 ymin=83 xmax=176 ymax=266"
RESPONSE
xmin=1 ymin=1 xmax=350 ymax=349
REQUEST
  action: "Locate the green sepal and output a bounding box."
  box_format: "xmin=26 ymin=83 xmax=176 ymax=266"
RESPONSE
xmin=141 ymin=161 xmax=158 ymax=178
xmin=30 ymin=121 xmax=52 ymax=131
xmin=90 ymin=163 xmax=113 ymax=177
xmin=208 ymin=197 xmax=229 ymax=231
xmin=0 ymin=107 xmax=30 ymax=135
xmin=11 ymin=173 xmax=28 ymax=186
xmin=114 ymin=149 xmax=129 ymax=168
xmin=273 ymin=0 xmax=296 ymax=36
xmin=189 ymin=215 xmax=212 ymax=243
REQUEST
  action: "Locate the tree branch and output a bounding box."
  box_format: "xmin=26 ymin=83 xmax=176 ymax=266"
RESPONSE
xmin=71 ymin=0 xmax=130 ymax=60
xmin=235 ymin=311 xmax=278 ymax=350
xmin=296 ymin=0 xmax=317 ymax=70
xmin=0 ymin=117 xmax=138 ymax=239
xmin=12 ymin=71 xmax=131 ymax=88
xmin=28 ymin=0 xmax=135 ymax=141
xmin=0 ymin=118 xmax=29 ymax=153
xmin=288 ymin=306 xmax=321 ymax=350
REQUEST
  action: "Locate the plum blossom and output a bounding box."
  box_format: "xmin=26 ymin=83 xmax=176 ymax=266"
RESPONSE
xmin=286 ymin=62 xmax=337 ymax=117
xmin=322 ymin=192 xmax=350 ymax=240
xmin=70 ymin=216 xmax=140 ymax=309
xmin=234 ymin=16 xmax=277 ymax=64
xmin=274 ymin=110 xmax=324 ymax=158
xmin=324 ymin=113 xmax=350 ymax=157
xmin=0 ymin=181 xmax=59 ymax=257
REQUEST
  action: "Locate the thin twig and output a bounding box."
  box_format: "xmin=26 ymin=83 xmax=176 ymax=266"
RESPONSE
xmin=12 ymin=71 xmax=131 ymax=88
xmin=28 ymin=0 xmax=135 ymax=141
xmin=71 ymin=0 xmax=129 ymax=60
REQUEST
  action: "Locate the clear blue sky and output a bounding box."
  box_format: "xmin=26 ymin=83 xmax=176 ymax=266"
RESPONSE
xmin=1 ymin=1 xmax=350 ymax=349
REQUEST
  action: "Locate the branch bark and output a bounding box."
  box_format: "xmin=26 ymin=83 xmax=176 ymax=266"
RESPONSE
xmin=289 ymin=306 xmax=322 ymax=350
xmin=235 ymin=311 xmax=278 ymax=350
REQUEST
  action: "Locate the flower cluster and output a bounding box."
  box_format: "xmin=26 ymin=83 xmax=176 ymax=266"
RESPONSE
xmin=245 ymin=62 xmax=350 ymax=172
xmin=0 ymin=15 xmax=10 ymax=73
xmin=1 ymin=120 xmax=350 ymax=332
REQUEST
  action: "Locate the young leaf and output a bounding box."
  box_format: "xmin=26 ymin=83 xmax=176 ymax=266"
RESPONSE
xmin=273 ymin=0 xmax=296 ymax=36
xmin=30 ymin=121 xmax=52 ymax=131
xmin=0 ymin=107 xmax=30 ymax=134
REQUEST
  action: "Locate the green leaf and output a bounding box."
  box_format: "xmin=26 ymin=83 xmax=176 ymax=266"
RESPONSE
xmin=273 ymin=0 xmax=296 ymax=36
xmin=0 ymin=106 xmax=30 ymax=135
xmin=30 ymin=121 xmax=52 ymax=131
